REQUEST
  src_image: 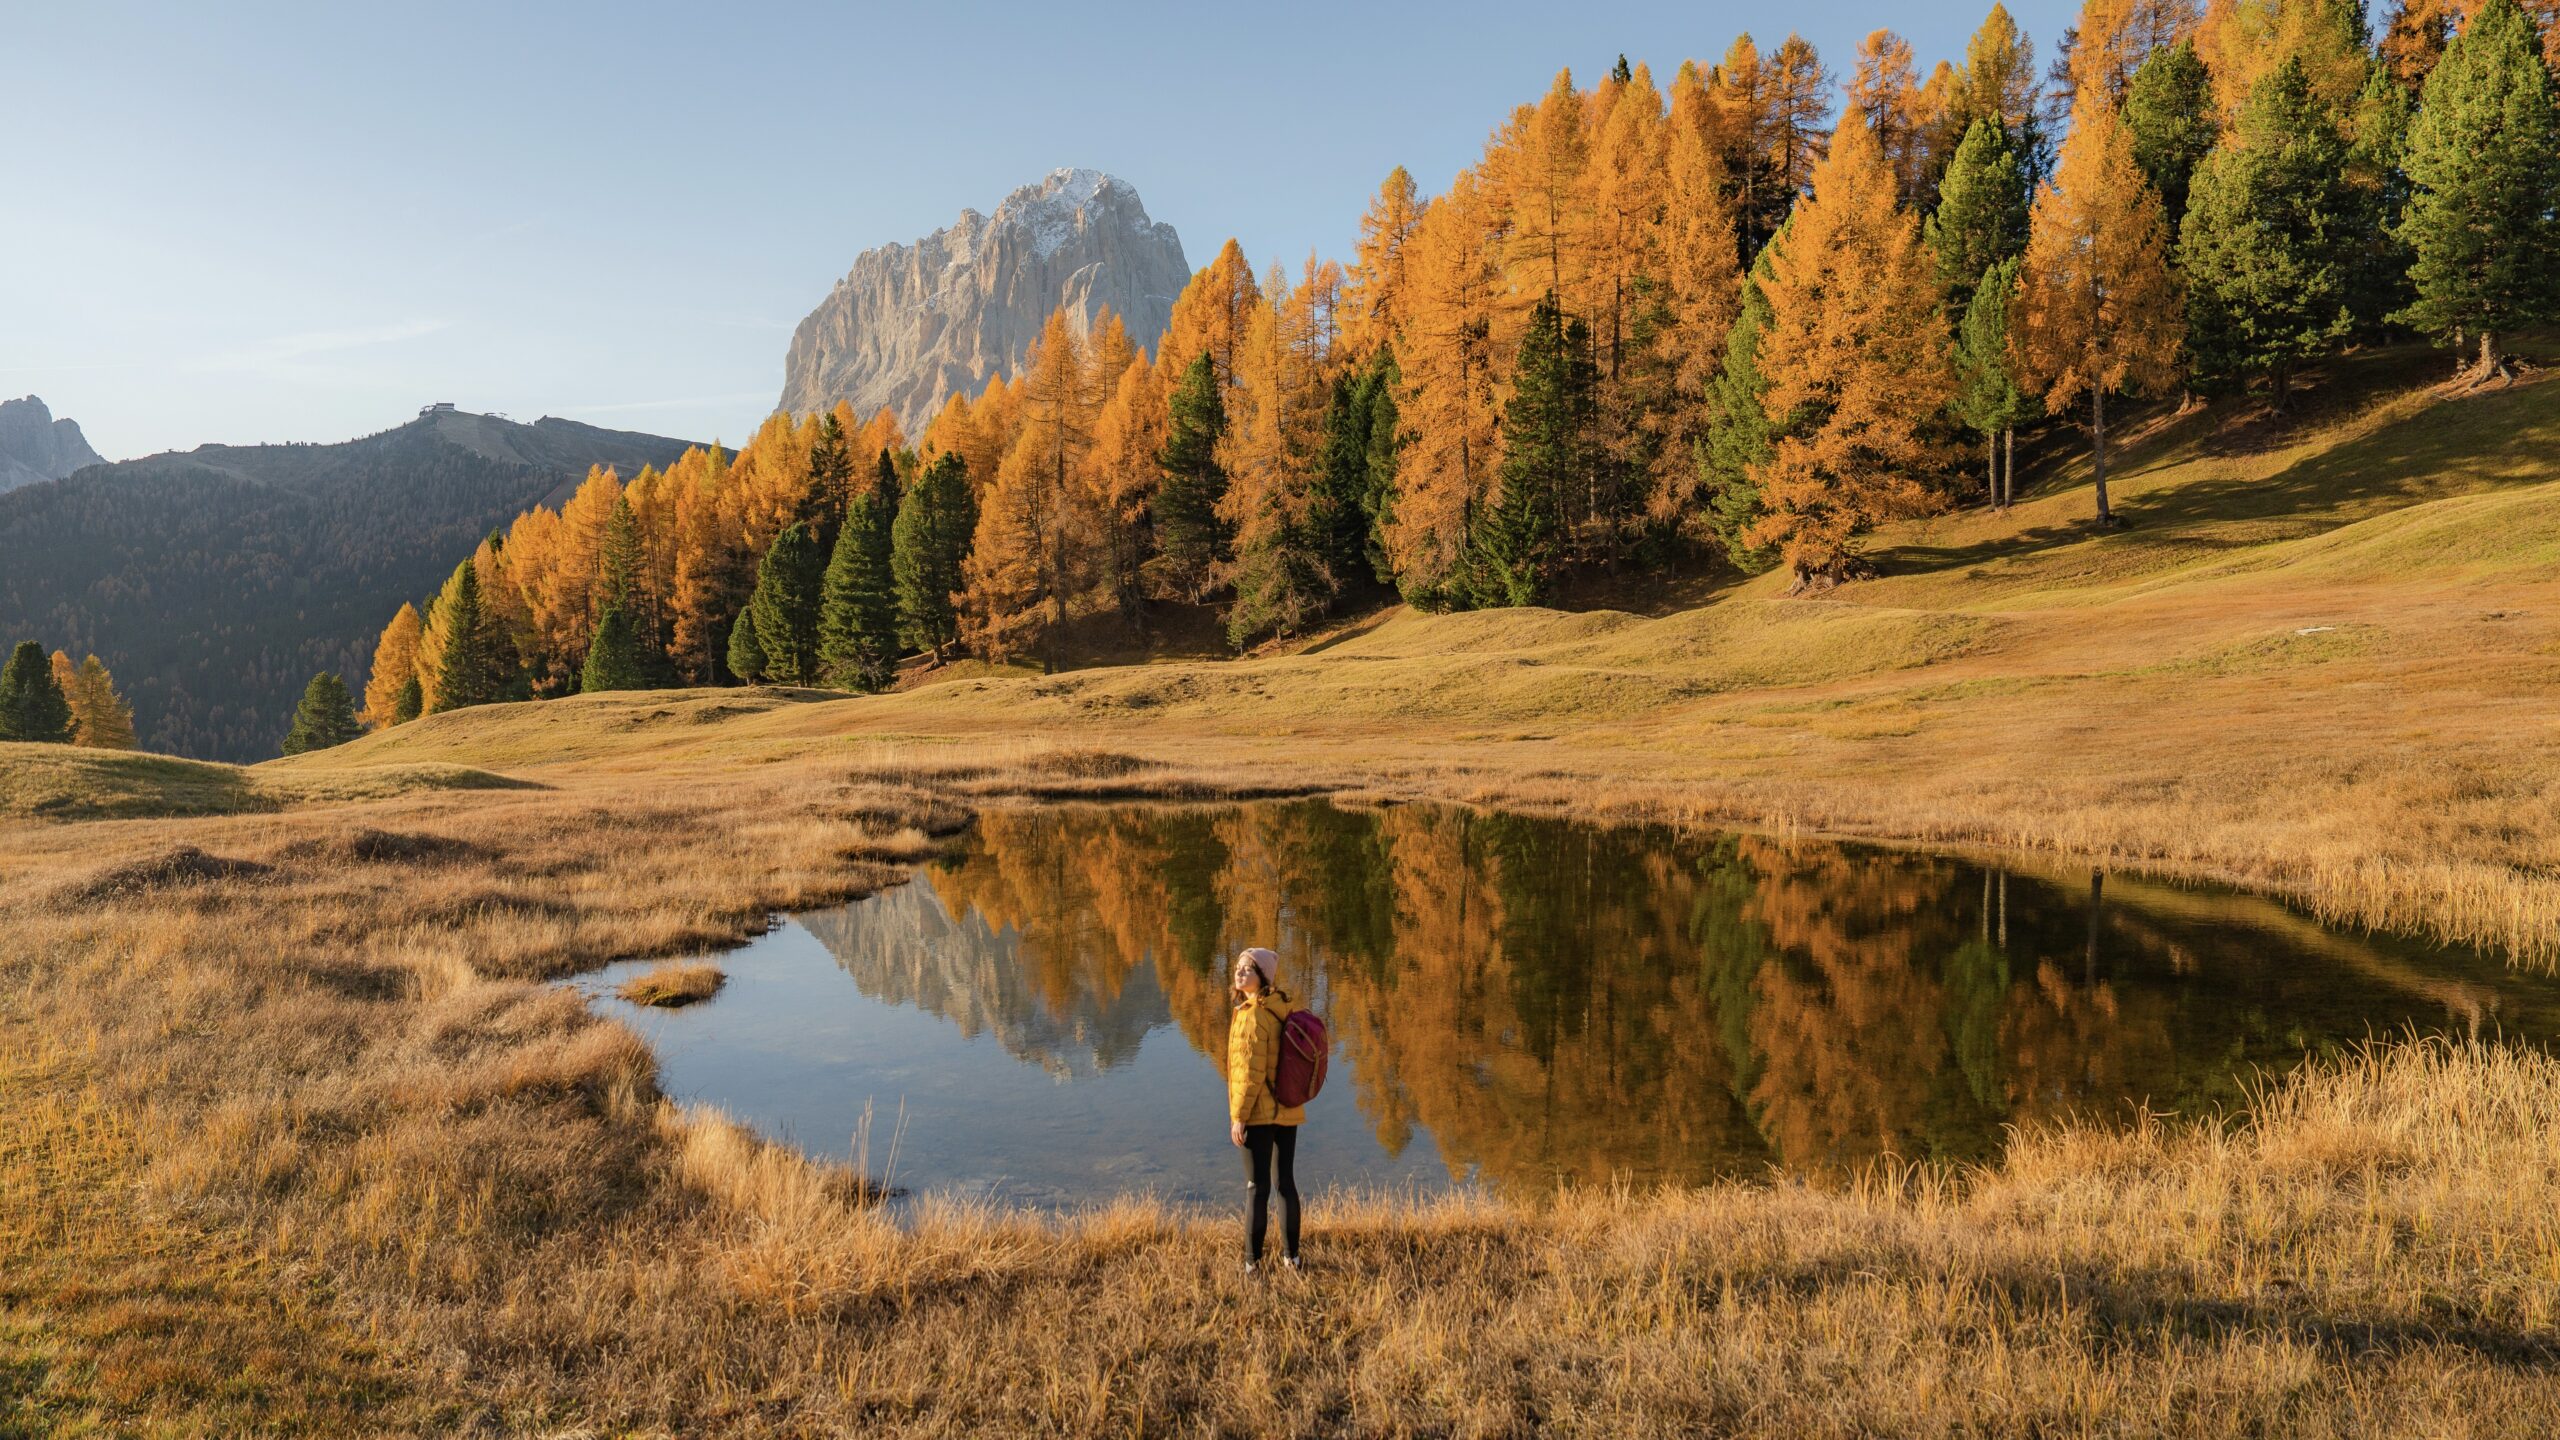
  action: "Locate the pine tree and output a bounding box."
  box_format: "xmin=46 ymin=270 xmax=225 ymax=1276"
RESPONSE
xmin=804 ymin=413 xmax=854 ymax=544
xmin=2181 ymin=59 xmax=2357 ymax=406
xmin=1954 ymin=257 xmax=2040 ymax=505
xmin=871 ymin=448 xmax=901 ymax=516
xmin=745 ymin=521 xmax=826 ymax=684
xmin=2124 ymin=40 xmax=2219 ymax=232
xmin=2394 ymin=0 xmax=2560 ymax=378
xmin=395 ymin=675 xmax=423 ymax=722
xmin=280 ymin=673 xmax=361 ymax=755
xmin=581 ymin=605 xmax=647 ymax=692
xmin=1929 ymin=118 xmax=2032 ymax=311
xmin=1743 ymin=115 xmax=1954 ymax=586
xmin=1477 ymin=295 xmax=1597 ymax=606
xmin=2014 ymin=95 xmax=2185 ymax=525
xmin=1314 ymin=355 xmax=1393 ymax=588
xmin=597 ymin=494 xmax=644 ymax=614
xmin=724 ymin=605 xmax=767 ymax=683
xmin=1698 ymin=245 xmax=1782 ymax=571
xmin=0 ymin=641 xmax=72 ymax=743
xmin=424 ymin=559 xmax=518 ymax=712
xmin=894 ymin=453 xmax=976 ymax=663
xmin=2346 ymin=66 xmax=2418 ymax=333
xmin=1154 ymin=352 xmax=1231 ymax=601
xmin=361 ymin=602 xmax=425 ymax=729
xmin=819 ymin=487 xmax=902 ymax=691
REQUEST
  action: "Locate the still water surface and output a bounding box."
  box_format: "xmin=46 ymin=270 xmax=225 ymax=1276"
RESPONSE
xmin=579 ymin=799 xmax=2560 ymax=1207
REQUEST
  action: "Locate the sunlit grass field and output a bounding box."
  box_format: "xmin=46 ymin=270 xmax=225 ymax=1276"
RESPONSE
xmin=7 ymin=352 xmax=2560 ymax=1434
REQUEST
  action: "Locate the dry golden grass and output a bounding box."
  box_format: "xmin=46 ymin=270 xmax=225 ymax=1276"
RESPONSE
xmin=619 ymin=960 xmax=725 ymax=1007
xmin=3 ymin=748 xmax=2559 ymax=1435
xmin=7 ymin=353 xmax=2560 ymax=1433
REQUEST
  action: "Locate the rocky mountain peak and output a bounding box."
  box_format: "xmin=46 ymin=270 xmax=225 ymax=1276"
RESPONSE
xmin=0 ymin=395 xmax=106 ymax=494
xmin=780 ymin=170 xmax=1191 ymax=434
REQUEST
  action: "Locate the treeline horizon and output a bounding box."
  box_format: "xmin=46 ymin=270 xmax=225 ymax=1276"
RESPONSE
xmin=358 ymin=0 xmax=2560 ymax=727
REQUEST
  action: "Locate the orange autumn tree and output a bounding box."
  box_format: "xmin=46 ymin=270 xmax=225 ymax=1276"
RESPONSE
xmin=1742 ymin=112 xmax=1953 ymax=588
xmin=1342 ymin=166 xmax=1421 ymax=360
xmin=1081 ymin=353 xmax=1167 ymax=618
xmin=1383 ymin=169 xmax=1504 ymax=604
xmin=2012 ymin=93 xmax=2184 ymax=526
xmin=962 ymin=310 xmax=1093 ymax=668
xmin=360 ymin=601 xmax=424 ymax=727
xmin=1157 ymin=239 xmax=1263 ymax=386
xmin=1849 ymin=29 xmax=1940 ymax=206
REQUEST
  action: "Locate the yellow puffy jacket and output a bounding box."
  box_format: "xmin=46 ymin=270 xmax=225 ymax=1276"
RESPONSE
xmin=1227 ymin=989 xmax=1306 ymax=1127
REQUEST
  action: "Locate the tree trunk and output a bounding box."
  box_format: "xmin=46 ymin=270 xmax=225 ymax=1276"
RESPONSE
xmin=2085 ymin=870 xmax=2105 ymax=986
xmin=2091 ymin=389 xmax=2113 ymax=525
xmin=2003 ymin=427 xmax=2015 ymax=508
xmin=1986 ymin=437 xmax=1998 ymax=509
xmin=2272 ymin=362 xmax=2290 ymax=413
xmin=2480 ymin=329 xmax=2506 ymax=383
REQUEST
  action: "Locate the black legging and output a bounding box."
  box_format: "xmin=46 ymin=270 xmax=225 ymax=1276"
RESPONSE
xmin=1242 ymin=1123 xmax=1301 ymax=1262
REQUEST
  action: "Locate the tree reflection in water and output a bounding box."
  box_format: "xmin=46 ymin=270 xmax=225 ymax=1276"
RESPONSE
xmin=788 ymin=799 xmax=2546 ymax=1197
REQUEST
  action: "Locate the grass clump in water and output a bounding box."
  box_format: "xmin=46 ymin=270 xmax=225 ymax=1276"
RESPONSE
xmin=618 ymin=961 xmax=724 ymax=1008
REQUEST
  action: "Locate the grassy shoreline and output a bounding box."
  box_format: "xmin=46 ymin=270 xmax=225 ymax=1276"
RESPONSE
xmin=8 ymin=357 xmax=2560 ymax=1432
xmin=5 ymin=749 xmax=2560 ymax=1434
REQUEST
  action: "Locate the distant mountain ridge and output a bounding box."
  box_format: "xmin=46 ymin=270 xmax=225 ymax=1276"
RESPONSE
xmin=0 ymin=395 xmax=105 ymax=493
xmin=0 ymin=408 xmax=697 ymax=761
xmin=780 ymin=168 xmax=1191 ymax=432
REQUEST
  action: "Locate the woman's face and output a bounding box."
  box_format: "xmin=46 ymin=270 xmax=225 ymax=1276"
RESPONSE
xmin=1232 ymin=958 xmax=1262 ymax=996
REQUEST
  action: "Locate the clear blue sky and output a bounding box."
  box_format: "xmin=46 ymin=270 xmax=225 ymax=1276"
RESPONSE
xmin=4 ymin=0 xmax=2081 ymax=461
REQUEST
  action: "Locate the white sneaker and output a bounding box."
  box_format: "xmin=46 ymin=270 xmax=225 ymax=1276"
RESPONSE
xmin=1281 ymin=1255 xmax=1303 ymax=1273
xmin=1243 ymin=1259 xmax=1261 ymax=1276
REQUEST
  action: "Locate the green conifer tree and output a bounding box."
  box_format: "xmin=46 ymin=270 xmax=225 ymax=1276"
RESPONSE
xmin=893 ymin=453 xmax=975 ymax=663
xmin=1697 ymin=244 xmax=1782 ymax=572
xmin=1928 ymin=119 xmax=2031 ymax=312
xmin=745 ymin=521 xmax=826 ymax=684
xmin=819 ymin=487 xmax=902 ymax=691
xmin=1359 ymin=356 xmax=1403 ymax=585
xmin=280 ymin=672 xmax=362 ymax=754
xmin=581 ymin=605 xmax=647 ymax=692
xmin=394 ymin=674 xmax=423 ymax=723
xmin=1314 ymin=366 xmax=1379 ymax=589
xmin=2124 ymin=40 xmax=2220 ymax=233
xmin=1952 ymin=256 xmax=2038 ymax=505
xmin=0 ymin=640 xmax=72 ymax=743
xmin=1154 ymin=352 xmax=1232 ymax=600
xmin=1475 ymin=295 xmax=1596 ymax=608
xmin=724 ymin=608 xmax=767 ymax=684
xmin=2182 ymin=59 xmax=2359 ymax=406
xmin=805 ymin=414 xmax=854 ymax=542
xmin=2394 ymin=0 xmax=2560 ymax=376
xmin=2347 ymin=65 xmax=2417 ymax=333
xmin=426 ymin=560 xmax=516 ymax=712
xmin=872 ymin=449 xmax=902 ymax=516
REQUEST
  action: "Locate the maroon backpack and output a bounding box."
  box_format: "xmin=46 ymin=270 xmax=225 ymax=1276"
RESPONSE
xmin=1272 ymin=1009 xmax=1331 ymax=1108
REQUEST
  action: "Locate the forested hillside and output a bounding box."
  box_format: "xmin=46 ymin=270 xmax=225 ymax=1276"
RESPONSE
xmin=351 ymin=0 xmax=2560 ymax=732
xmin=0 ymin=411 xmax=695 ymax=760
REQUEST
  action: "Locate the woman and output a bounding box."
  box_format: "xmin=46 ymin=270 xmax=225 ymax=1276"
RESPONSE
xmin=1226 ymin=946 xmax=1304 ymax=1274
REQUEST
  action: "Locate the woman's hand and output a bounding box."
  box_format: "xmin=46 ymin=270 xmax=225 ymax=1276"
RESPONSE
xmin=1231 ymin=1120 xmax=1246 ymax=1148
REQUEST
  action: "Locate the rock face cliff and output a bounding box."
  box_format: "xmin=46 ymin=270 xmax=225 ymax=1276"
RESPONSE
xmin=779 ymin=169 xmax=1190 ymax=433
xmin=0 ymin=395 xmax=106 ymax=493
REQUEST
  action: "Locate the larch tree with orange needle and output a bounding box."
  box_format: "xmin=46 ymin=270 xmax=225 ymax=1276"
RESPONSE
xmin=2012 ymin=94 xmax=2185 ymax=526
xmin=1385 ymin=170 xmax=1504 ymax=606
xmin=1654 ymin=63 xmax=1745 ymax=516
xmin=1343 ymin=167 xmax=1421 ymax=359
xmin=360 ymin=602 xmax=425 ymax=728
xmin=1081 ymin=355 xmax=1167 ymax=619
xmin=962 ymin=310 xmax=1092 ymax=669
xmin=1157 ymin=239 xmax=1263 ymax=387
xmin=1741 ymin=114 xmax=1953 ymax=588
xmin=1849 ymin=30 xmax=1936 ymax=207
xmin=1499 ymin=69 xmax=1594 ymax=313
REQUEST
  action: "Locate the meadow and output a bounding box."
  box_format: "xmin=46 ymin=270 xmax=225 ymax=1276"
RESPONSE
xmin=6 ymin=354 xmax=2560 ymax=1435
